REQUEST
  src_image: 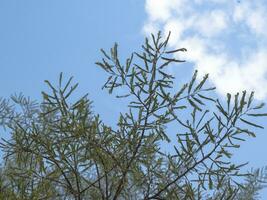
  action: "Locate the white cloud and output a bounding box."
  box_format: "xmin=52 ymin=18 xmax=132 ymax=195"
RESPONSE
xmin=233 ymin=1 xmax=267 ymax=36
xmin=194 ymin=10 xmax=228 ymax=37
xmin=145 ymin=0 xmax=186 ymax=22
xmin=143 ymin=0 xmax=267 ymax=100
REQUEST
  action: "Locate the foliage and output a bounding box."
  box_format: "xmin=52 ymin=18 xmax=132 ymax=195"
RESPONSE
xmin=0 ymin=32 xmax=266 ymax=199
xmin=237 ymin=167 xmax=267 ymax=200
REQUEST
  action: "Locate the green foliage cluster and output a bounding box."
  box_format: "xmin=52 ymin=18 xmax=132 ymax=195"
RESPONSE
xmin=0 ymin=32 xmax=266 ymax=199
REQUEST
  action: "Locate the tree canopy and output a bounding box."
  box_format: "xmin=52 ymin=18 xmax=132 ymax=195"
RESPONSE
xmin=0 ymin=32 xmax=266 ymax=199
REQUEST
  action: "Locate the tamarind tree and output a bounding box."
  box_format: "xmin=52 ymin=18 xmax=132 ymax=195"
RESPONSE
xmin=0 ymin=32 xmax=266 ymax=199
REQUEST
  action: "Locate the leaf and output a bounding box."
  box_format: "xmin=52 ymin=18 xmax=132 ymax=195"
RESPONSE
xmin=186 ymin=134 xmax=192 ymax=152
xmin=209 ymin=175 xmax=213 ymax=190
xmin=247 ymin=91 xmax=254 ymax=108
xmin=240 ymin=118 xmax=264 ymax=129
xmin=125 ymin=54 xmax=133 ymax=73
xmin=192 ymin=96 xmax=205 ymax=105
xmin=116 ymin=94 xmax=131 ymax=98
xmin=220 ymin=147 xmax=232 ymax=159
xmin=95 ymin=62 xmax=108 ymax=72
xmin=196 ymin=110 xmax=209 ymax=129
xmin=213 ymin=112 xmax=226 ymax=128
xmin=231 ymin=136 xmax=246 ymax=141
xmin=227 ymin=93 xmax=231 ymax=112
xmin=163 ymin=31 xmax=171 ymax=48
xmin=202 ymin=87 xmax=216 ymax=92
xmin=101 ymin=48 xmax=111 ymax=59
xmin=216 ymin=100 xmax=228 ymax=120
xmin=62 ymin=76 xmax=74 ymax=94
xmin=188 ymin=70 xmax=197 ymax=94
xmin=109 ymin=77 xmax=118 ymax=94
xmin=236 ymin=127 xmax=256 ymax=137
xmin=205 ymin=123 xmax=215 ymax=143
xmin=145 ymin=37 xmax=154 ymax=50
xmin=239 ymin=91 xmax=247 ymax=112
xmin=173 ymin=106 xmax=187 ymax=110
xmin=198 ymin=94 xmax=216 ymax=102
xmin=175 ymin=84 xmax=188 ymax=99
xmin=64 ymin=83 xmax=78 ymax=99
xmin=247 ymin=113 xmax=267 ymax=117
xmin=188 ymin=98 xmax=202 ymax=111
xmin=59 ymin=72 xmax=63 ymax=88
xmin=135 ymin=52 xmax=152 ymax=63
xmin=111 ymin=42 xmax=118 ymax=60
xmin=234 ymin=92 xmax=239 ymax=112
xmin=194 ymin=74 xmax=208 ymax=92
xmin=151 ymin=32 xmax=158 ymax=49
xmin=161 ymin=57 xmax=185 ymax=63
xmin=253 ymin=103 xmax=265 ymax=110
xmin=44 ymin=80 xmax=57 ymax=92
xmin=165 ymin=48 xmax=187 ymax=54
xmin=159 ymin=60 xmax=172 ymax=69
xmin=235 ymin=162 xmax=248 ymax=169
xmin=158 ymin=70 xmax=174 ymax=79
xmin=102 ymin=75 xmax=113 ymax=89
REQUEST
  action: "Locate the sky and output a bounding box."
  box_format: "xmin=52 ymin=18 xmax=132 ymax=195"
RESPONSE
xmin=0 ymin=0 xmax=266 ymax=198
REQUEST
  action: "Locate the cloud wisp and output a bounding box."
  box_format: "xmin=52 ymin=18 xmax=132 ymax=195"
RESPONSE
xmin=143 ymin=0 xmax=267 ymax=100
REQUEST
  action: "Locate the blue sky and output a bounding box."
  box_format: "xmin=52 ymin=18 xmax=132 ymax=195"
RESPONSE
xmin=0 ymin=0 xmax=266 ymax=197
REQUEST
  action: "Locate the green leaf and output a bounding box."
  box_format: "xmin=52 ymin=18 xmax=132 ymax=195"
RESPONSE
xmin=194 ymin=74 xmax=208 ymax=92
xmin=205 ymin=123 xmax=215 ymax=143
xmin=216 ymin=100 xmax=228 ymax=120
xmin=188 ymin=98 xmax=202 ymax=111
xmin=240 ymin=118 xmax=264 ymax=129
xmin=247 ymin=91 xmax=254 ymax=108
xmin=253 ymin=103 xmax=265 ymax=110
xmin=125 ymin=54 xmax=133 ymax=73
xmin=192 ymin=96 xmax=205 ymax=105
xmin=135 ymin=52 xmax=152 ymax=63
xmin=239 ymin=91 xmax=247 ymax=112
xmin=198 ymin=94 xmax=216 ymax=102
xmin=161 ymin=57 xmax=185 ymax=63
xmin=165 ymin=48 xmax=187 ymax=54
xmin=231 ymin=136 xmax=246 ymax=141
xmin=64 ymin=83 xmax=78 ymax=99
xmin=247 ymin=113 xmax=267 ymax=117
xmin=220 ymin=147 xmax=232 ymax=159
xmin=44 ymin=80 xmax=57 ymax=92
xmin=173 ymin=106 xmax=187 ymax=110
xmin=109 ymin=77 xmax=118 ymax=94
xmin=96 ymin=62 xmax=108 ymax=72
xmin=100 ymin=48 xmax=111 ymax=59
xmin=227 ymin=93 xmax=231 ymax=113
xmin=175 ymin=84 xmax=188 ymax=99
xmin=209 ymin=175 xmax=213 ymax=190
xmin=188 ymin=70 xmax=197 ymax=94
xmin=241 ymin=128 xmax=256 ymax=137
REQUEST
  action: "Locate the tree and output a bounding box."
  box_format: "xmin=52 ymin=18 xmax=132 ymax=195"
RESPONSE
xmin=0 ymin=32 xmax=266 ymax=199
